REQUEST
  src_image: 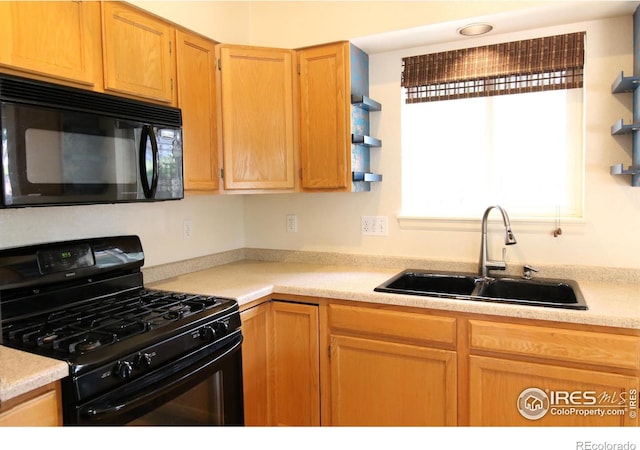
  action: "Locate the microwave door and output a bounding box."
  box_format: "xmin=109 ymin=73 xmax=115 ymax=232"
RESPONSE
xmin=1 ymin=102 xmax=142 ymax=207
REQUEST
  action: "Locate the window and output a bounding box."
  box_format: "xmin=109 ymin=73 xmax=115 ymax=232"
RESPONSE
xmin=400 ymin=32 xmax=585 ymax=221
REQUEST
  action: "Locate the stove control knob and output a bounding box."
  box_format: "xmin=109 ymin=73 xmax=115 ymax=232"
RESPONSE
xmin=214 ymin=320 xmax=229 ymax=336
xmin=115 ymin=361 xmax=133 ymax=380
xmin=135 ymin=352 xmax=153 ymax=369
xmin=199 ymin=325 xmax=216 ymax=342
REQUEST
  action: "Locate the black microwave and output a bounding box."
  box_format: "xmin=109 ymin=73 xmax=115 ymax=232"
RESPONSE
xmin=0 ymin=74 xmax=183 ymax=208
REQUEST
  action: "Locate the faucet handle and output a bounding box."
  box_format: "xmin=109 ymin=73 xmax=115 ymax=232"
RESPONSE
xmin=523 ymin=265 xmax=539 ymax=280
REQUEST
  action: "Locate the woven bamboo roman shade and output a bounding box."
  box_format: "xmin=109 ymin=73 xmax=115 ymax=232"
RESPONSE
xmin=401 ymin=32 xmax=585 ymax=103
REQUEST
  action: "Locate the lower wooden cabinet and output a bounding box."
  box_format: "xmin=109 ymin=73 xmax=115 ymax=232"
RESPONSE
xmin=270 ymin=301 xmax=320 ymax=426
xmin=326 ymin=303 xmax=457 ymax=426
xmin=239 ymin=302 xmax=270 ymax=426
xmin=0 ymin=382 xmax=62 ymax=426
xmin=329 ymin=334 xmax=456 ymax=426
xmin=469 ymin=355 xmax=638 ymax=426
xmin=241 ymin=297 xmax=639 ymax=427
xmin=466 ymin=319 xmax=639 ymax=426
xmin=240 ymin=300 xmax=320 ymax=426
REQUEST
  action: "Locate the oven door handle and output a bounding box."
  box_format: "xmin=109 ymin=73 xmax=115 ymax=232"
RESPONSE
xmin=79 ymin=334 xmax=241 ymax=424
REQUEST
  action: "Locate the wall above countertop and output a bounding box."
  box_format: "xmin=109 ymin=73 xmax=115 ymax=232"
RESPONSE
xmin=0 ymin=194 xmax=245 ymax=268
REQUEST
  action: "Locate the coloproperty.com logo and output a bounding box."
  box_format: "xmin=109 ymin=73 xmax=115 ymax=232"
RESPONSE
xmin=517 ymin=387 xmax=637 ymax=421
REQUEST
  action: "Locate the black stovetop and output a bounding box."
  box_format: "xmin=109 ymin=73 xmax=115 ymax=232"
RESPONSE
xmin=0 ymin=235 xmax=239 ymax=373
xmin=2 ymin=286 xmax=227 ymax=357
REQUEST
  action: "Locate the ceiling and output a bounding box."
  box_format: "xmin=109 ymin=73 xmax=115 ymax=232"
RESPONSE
xmin=351 ymin=1 xmax=640 ymax=53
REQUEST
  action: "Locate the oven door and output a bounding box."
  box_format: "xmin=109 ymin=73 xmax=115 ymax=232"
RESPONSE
xmin=71 ymin=333 xmax=243 ymax=426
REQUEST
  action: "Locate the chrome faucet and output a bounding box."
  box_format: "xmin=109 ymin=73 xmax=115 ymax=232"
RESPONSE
xmin=479 ymin=205 xmax=517 ymax=277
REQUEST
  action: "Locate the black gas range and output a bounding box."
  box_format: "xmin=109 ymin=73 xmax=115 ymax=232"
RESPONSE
xmin=0 ymin=235 xmax=244 ymax=425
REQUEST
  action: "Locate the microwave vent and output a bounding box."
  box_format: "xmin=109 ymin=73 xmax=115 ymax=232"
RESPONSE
xmin=0 ymin=74 xmax=181 ymax=127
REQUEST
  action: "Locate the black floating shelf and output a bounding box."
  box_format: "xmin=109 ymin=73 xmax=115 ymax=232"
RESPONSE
xmin=352 ymin=134 xmax=382 ymax=147
xmin=352 ymin=171 xmax=383 ymax=182
xmin=611 ymin=71 xmax=640 ymax=93
xmin=611 ymin=118 xmax=640 ymax=135
xmin=351 ymin=95 xmax=382 ymax=111
xmin=611 ymin=163 xmax=640 ymax=175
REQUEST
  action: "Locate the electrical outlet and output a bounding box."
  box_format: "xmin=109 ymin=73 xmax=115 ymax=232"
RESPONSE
xmin=361 ymin=216 xmax=388 ymax=236
xmin=286 ymin=214 xmax=298 ymax=233
xmin=183 ymin=219 xmax=193 ymax=240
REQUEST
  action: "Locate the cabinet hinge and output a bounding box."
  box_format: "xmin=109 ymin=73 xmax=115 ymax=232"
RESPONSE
xmin=220 ymin=168 xmax=224 ymax=179
xmin=217 ymin=58 xmax=222 ymax=71
xmin=297 ymin=63 xmax=301 ymax=75
xmin=299 ymin=168 xmax=303 ymax=179
xmin=328 ymin=345 xmax=331 ymax=359
xmin=169 ymin=41 xmax=172 ymax=55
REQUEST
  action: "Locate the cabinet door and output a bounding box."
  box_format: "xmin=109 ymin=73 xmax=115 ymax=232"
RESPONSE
xmin=329 ymin=334 xmax=457 ymax=426
xmin=176 ymin=30 xmax=219 ymax=191
xmin=0 ymin=1 xmax=101 ymax=87
xmin=240 ymin=303 xmax=271 ymax=426
xmin=0 ymin=382 xmax=62 ymax=426
xmin=469 ymin=355 xmax=639 ymax=426
xmin=219 ymin=45 xmax=295 ymax=190
xmin=297 ymin=42 xmax=351 ymax=190
xmin=271 ymin=301 xmax=320 ymax=426
xmin=101 ymin=2 xmax=175 ymax=104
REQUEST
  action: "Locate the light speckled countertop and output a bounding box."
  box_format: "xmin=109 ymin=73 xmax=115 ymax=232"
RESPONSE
xmin=0 ymin=346 xmax=68 ymax=403
xmin=149 ymin=260 xmax=640 ymax=329
xmin=1 ymin=258 xmax=638 ymax=406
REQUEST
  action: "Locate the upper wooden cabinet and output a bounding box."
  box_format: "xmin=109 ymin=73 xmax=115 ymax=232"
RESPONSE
xmin=297 ymin=42 xmax=351 ymax=190
xmin=0 ymin=2 xmax=379 ymax=196
xmin=176 ymin=30 xmax=219 ymax=192
xmin=0 ymin=1 xmax=102 ymax=89
xmin=101 ymin=1 xmax=176 ymax=104
xmin=217 ymin=45 xmax=296 ymax=190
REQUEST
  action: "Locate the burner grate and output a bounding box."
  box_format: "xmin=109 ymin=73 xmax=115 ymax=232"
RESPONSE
xmin=1 ymin=289 xmax=224 ymax=356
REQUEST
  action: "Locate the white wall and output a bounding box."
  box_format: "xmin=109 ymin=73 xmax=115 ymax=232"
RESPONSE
xmin=0 ymin=195 xmax=245 ymax=267
xmin=131 ymin=1 xmax=547 ymax=48
xmin=243 ymin=15 xmax=640 ymax=270
xmin=129 ymin=1 xmax=251 ymax=43
xmin=246 ymin=1 xmax=542 ymax=48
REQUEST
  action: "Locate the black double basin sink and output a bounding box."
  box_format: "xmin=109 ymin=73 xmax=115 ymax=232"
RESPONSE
xmin=374 ymin=269 xmax=588 ymax=310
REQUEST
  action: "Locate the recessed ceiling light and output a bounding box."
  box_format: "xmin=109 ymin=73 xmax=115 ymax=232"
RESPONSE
xmin=457 ymin=23 xmax=494 ymax=36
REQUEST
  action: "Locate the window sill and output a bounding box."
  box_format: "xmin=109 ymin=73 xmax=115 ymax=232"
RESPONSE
xmin=397 ymin=214 xmax=586 ymax=235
